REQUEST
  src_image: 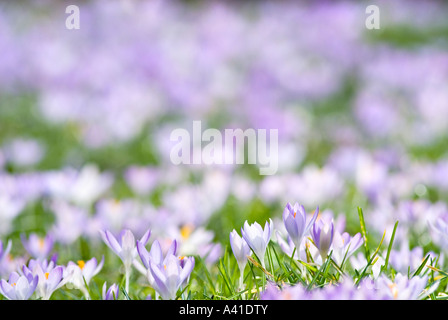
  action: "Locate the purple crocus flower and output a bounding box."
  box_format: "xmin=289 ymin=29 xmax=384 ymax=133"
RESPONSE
xmin=147 ymin=254 xmax=195 ymax=300
xmin=283 ymin=203 xmax=319 ymax=252
xmin=137 ymin=239 xmax=178 ymax=269
xmin=23 ymin=262 xmax=65 ymax=300
xmin=229 ymin=229 xmax=251 ymax=289
xmin=376 ymin=274 xmax=432 ymax=300
xmin=21 ymin=233 xmax=54 ymax=260
xmin=0 ymin=271 xmax=38 ymax=300
xmin=100 ymin=228 xmax=151 ymax=292
xmin=241 ymin=219 xmax=273 ymax=268
xmin=124 ymin=166 xmax=160 ymax=196
xmin=311 ymin=218 xmax=334 ymax=261
xmin=102 ymin=282 xmax=119 ymax=300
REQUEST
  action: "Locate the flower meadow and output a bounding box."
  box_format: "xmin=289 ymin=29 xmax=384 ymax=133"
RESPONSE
xmin=1 ymin=0 xmax=448 ymax=302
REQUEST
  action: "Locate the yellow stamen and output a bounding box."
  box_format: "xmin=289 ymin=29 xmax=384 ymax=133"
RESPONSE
xmin=164 ymin=265 xmax=167 ymax=270
xmin=180 ymin=224 xmax=194 ymax=240
xmin=38 ymin=238 xmax=45 ymax=249
xmin=179 ymin=256 xmax=185 ymax=261
xmin=77 ymin=260 xmax=85 ymax=270
xmin=12 ymin=283 xmax=16 ymax=287
xmin=45 ymin=272 xmax=49 ymax=280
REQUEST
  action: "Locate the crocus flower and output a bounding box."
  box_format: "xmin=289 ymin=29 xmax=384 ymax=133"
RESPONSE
xmin=3 ymin=138 xmax=45 ymax=168
xmin=100 ymin=228 xmax=151 ymax=292
xmin=230 ymin=229 xmax=251 ymax=288
xmin=241 ymin=219 xmax=273 ymax=268
xmin=102 ymin=282 xmax=119 ymax=300
xmin=376 ymin=274 xmax=433 ymax=300
xmin=21 ymin=233 xmax=54 ymax=260
xmin=23 ymin=262 xmax=65 ymax=300
xmin=283 ymin=203 xmax=319 ymax=252
xmin=0 ymin=271 xmax=38 ymax=300
xmin=50 ymin=200 xmax=88 ymax=245
xmin=311 ymin=218 xmax=334 ymax=261
xmin=147 ymin=254 xmax=195 ymax=300
xmin=65 ymin=256 xmax=104 ymax=300
xmin=137 ymin=239 xmax=178 ymax=269
xmin=389 ymin=242 xmax=428 ymax=274
xmin=332 ymin=231 xmax=363 ymax=265
xmin=261 ymin=278 xmax=378 ymax=300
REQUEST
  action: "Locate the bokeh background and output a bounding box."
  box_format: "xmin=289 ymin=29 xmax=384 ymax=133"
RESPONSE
xmin=1 ymin=0 xmax=448 ymax=297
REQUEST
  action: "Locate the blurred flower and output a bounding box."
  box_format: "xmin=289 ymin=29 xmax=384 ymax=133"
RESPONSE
xmin=0 ymin=195 xmax=26 ymax=236
xmin=286 ymin=166 xmax=344 ymax=207
xmin=376 ymin=274 xmax=431 ymax=300
xmin=124 ymin=166 xmax=160 ymax=196
xmin=350 ymin=252 xmax=384 ymax=280
xmin=2 ymin=138 xmax=45 ymax=168
xmin=50 ymin=200 xmax=89 ymax=245
xmin=44 ymin=165 xmax=114 ymax=207
xmin=261 ymin=277 xmax=378 ymax=300
xmin=0 ymin=240 xmax=12 ymax=263
xmin=241 ymin=219 xmax=273 ymax=268
xmin=21 ymin=233 xmax=54 ymax=260
xmin=0 ymin=240 xmax=13 ymax=277
xmin=93 ymin=198 xmax=147 ymax=235
xmin=197 ymin=242 xmax=222 ymax=266
xmin=0 ymin=271 xmax=38 ymax=300
xmin=429 ymin=217 xmax=448 ymax=249
xmin=389 ymin=242 xmax=428 ymax=274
